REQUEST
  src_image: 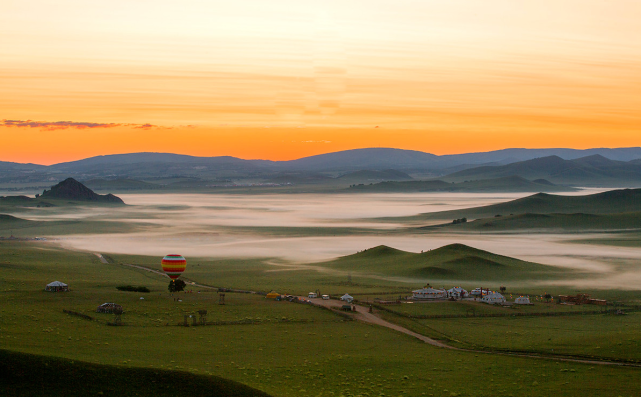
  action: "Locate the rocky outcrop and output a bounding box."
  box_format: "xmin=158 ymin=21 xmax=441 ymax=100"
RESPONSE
xmin=41 ymin=178 xmax=124 ymax=204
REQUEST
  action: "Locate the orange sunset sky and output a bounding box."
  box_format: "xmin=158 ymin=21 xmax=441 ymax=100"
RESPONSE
xmin=2 ymin=0 xmax=641 ymax=165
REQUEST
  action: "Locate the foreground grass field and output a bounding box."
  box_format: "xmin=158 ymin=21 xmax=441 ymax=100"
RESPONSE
xmin=1 ymin=349 xmax=271 ymax=397
xmin=376 ymin=307 xmax=641 ymax=362
xmin=2 ymin=242 xmax=641 ymax=396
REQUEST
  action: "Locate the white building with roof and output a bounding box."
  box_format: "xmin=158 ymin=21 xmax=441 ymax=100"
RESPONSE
xmin=447 ymin=287 xmax=468 ymax=298
xmin=412 ymin=287 xmax=447 ymax=300
xmin=515 ymin=296 xmax=532 ymax=305
xmin=470 ymin=288 xmax=491 ymax=297
xmin=481 ymin=292 xmax=506 ymax=304
xmin=340 ymin=294 xmax=354 ymax=303
xmin=45 ymin=281 xmax=68 ymax=292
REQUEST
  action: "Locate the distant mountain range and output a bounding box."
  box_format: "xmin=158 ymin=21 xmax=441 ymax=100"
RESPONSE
xmin=1 ymin=147 xmax=641 ymax=188
xmin=443 ymin=155 xmax=641 ymax=187
xmin=349 ymin=175 xmax=575 ymax=193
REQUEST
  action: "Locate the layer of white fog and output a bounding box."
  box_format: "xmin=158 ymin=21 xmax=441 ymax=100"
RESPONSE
xmin=46 ymin=190 xmax=641 ymax=289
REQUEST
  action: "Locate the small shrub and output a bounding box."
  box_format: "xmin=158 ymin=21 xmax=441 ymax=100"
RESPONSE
xmin=117 ymin=285 xmax=151 ymax=293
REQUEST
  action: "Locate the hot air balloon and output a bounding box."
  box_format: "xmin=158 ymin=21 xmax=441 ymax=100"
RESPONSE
xmin=161 ymin=254 xmax=187 ymax=281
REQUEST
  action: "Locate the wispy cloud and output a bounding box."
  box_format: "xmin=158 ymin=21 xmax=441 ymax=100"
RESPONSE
xmin=1 ymin=119 xmax=171 ymax=131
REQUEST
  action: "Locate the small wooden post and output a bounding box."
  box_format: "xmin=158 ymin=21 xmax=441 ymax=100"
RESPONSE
xmin=113 ymin=307 xmax=123 ymax=325
xmin=183 ymin=315 xmax=189 ymax=327
xmin=219 ymin=293 xmax=225 ymax=305
xmin=198 ymin=310 xmax=207 ymax=325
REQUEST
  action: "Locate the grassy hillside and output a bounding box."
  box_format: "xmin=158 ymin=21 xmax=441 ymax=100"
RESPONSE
xmin=428 ymin=212 xmax=641 ymax=232
xmin=349 ymin=175 xmax=574 ymax=193
xmin=0 ymin=349 xmax=271 ymax=397
xmin=392 ymin=188 xmax=641 ymax=222
xmin=321 ymin=243 xmax=570 ymax=282
xmin=0 ymin=214 xmax=33 ymax=226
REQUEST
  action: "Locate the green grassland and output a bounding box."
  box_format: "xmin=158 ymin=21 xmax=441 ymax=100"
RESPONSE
xmin=2 ymin=242 xmax=641 ymax=396
xmin=107 ymin=252 xmax=406 ymax=296
xmin=425 ymin=212 xmax=641 ymax=233
xmin=376 ymin=310 xmax=641 ymax=363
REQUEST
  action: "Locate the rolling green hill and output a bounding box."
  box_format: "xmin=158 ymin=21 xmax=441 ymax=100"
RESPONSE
xmin=0 ymin=349 xmax=271 ymax=397
xmin=349 ymin=175 xmax=574 ymax=193
xmin=426 ymin=212 xmax=641 ymax=232
xmin=393 ymin=188 xmax=641 ymax=222
xmin=321 ymin=243 xmax=568 ymax=282
xmin=0 ymin=214 xmax=35 ymax=229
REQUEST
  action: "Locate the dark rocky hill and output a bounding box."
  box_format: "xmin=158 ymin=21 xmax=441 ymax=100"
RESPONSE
xmin=41 ymin=178 xmax=124 ymax=204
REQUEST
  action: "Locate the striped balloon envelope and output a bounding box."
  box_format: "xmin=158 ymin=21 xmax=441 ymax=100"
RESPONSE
xmin=161 ymin=254 xmax=187 ymax=281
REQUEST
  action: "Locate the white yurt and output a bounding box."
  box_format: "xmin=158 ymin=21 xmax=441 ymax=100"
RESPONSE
xmin=481 ymin=292 xmax=506 ymax=304
xmin=45 ymin=281 xmax=68 ymax=292
xmin=412 ymin=287 xmax=447 ymax=300
xmin=515 ymin=296 xmax=532 ymax=305
xmin=340 ymin=294 xmax=354 ymax=303
xmin=447 ymin=287 xmax=468 ymax=298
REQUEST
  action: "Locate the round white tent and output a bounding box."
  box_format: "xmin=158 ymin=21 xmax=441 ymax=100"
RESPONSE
xmin=447 ymin=287 xmax=468 ymax=298
xmin=412 ymin=287 xmax=447 ymax=300
xmin=340 ymin=294 xmax=354 ymax=303
xmin=45 ymin=281 xmax=68 ymax=292
xmin=481 ymin=292 xmax=506 ymax=304
xmin=515 ymin=296 xmax=532 ymax=305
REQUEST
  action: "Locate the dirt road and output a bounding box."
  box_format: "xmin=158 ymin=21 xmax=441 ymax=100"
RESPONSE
xmin=304 ymin=297 xmax=452 ymax=349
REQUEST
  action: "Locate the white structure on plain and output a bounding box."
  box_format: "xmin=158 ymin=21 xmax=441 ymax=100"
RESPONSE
xmin=447 ymin=287 xmax=468 ymax=298
xmin=470 ymin=288 xmax=491 ymax=297
xmin=45 ymin=281 xmax=68 ymax=292
xmin=412 ymin=287 xmax=447 ymax=300
xmin=481 ymin=292 xmax=506 ymax=304
xmin=340 ymin=294 xmax=354 ymax=303
xmin=515 ymin=296 xmax=532 ymax=305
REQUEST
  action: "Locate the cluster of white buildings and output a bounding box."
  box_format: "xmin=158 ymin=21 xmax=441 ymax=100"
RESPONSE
xmin=412 ymin=285 xmax=532 ymax=305
xmin=411 ymin=286 xmax=473 ymax=300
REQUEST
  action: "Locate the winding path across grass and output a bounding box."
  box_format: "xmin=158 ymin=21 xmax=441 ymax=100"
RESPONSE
xmin=100 ymin=253 xmax=641 ymax=368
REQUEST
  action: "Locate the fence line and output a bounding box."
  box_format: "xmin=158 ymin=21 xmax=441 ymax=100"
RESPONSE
xmin=370 ymin=304 xmax=639 ymax=319
xmin=63 ymin=309 xmax=94 ymax=321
